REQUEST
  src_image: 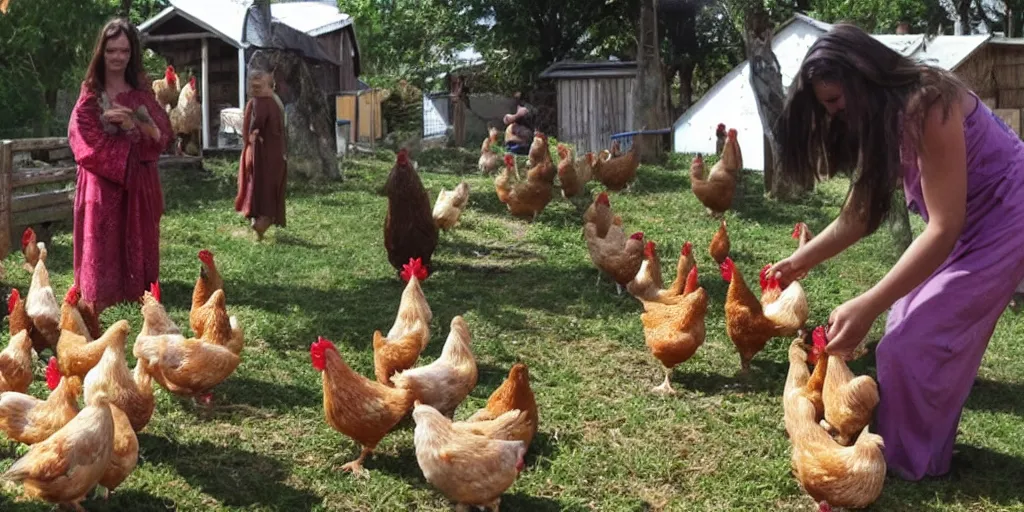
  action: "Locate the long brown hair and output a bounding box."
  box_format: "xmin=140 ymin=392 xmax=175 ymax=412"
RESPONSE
xmin=83 ymin=18 xmax=148 ymax=92
xmin=775 ymin=23 xmax=966 ymax=234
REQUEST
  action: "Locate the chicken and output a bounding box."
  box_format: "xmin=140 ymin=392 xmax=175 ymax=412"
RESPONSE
xmin=191 ymin=289 xmax=244 ymax=356
xmin=786 ymin=393 xmax=886 ymax=510
xmin=412 ymin=402 xmax=527 ymax=512
xmin=433 ymin=181 xmax=471 ymax=231
xmin=453 ymin=409 xmax=530 ymax=441
xmin=311 ymin=336 xmax=414 ymax=476
xmin=715 ymin=123 xmax=727 ymax=155
xmin=56 ymin=317 xmax=129 ymax=381
xmin=805 ymin=329 xmax=828 ymax=422
xmin=3 ymin=390 xmax=115 ymax=511
xmin=819 ymin=327 xmax=880 ymax=446
xmin=0 ymin=357 xmax=81 ymax=445
xmin=713 ymin=128 xmax=743 ymax=177
xmin=21 ymin=227 xmax=44 ymax=273
xmin=640 ymin=267 xmax=708 ymax=394
xmin=98 ymin=404 xmax=139 ymax=499
xmin=758 ymin=265 xmax=810 ymax=337
xmin=152 ymin=64 xmax=180 ymax=112
xmin=478 ymin=127 xmax=501 ymax=175
xmin=557 ymin=143 xmax=590 ymax=199
xmin=527 ymin=130 xmax=552 ymax=168
xmin=592 ymin=143 xmax=639 ymax=192
xmin=0 ymin=330 xmax=34 ymax=393
xmin=384 ymin=148 xmax=439 ymax=275
xmin=793 ymin=222 xmax=814 ymax=248
xmin=690 ymin=153 xmax=735 ymax=217
xmin=140 ymin=281 xmax=182 ymax=337
xmin=465 ymin=363 xmax=539 ymax=449
xmin=374 ymin=258 xmax=432 ymax=385
xmin=584 ymin=226 xmax=646 ymax=295
xmin=609 ymin=139 xmax=622 ymax=158
xmin=708 ymin=219 xmax=730 ymax=265
xmin=582 ymin=192 xmax=622 ymax=239
xmin=190 ymin=249 xmax=223 ymax=338
xmin=169 ymin=76 xmax=202 ymax=155
xmin=83 ymin=319 xmax=155 ymax=433
xmin=132 ymin=333 xmax=241 ymax=405
xmin=495 ymin=149 xmax=557 ymax=222
xmin=59 ymin=285 xmax=94 ymax=341
xmin=25 ymin=255 xmax=61 ymax=353
xmin=628 ymin=241 xmax=697 ymax=304
xmin=391 ymin=316 xmax=478 ymax=418
xmin=720 ymin=257 xmax=789 ymax=375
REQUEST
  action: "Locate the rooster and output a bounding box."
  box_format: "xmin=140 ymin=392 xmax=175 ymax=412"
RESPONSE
xmin=169 ymin=76 xmax=201 ymax=155
xmin=373 ymin=258 xmax=432 ymax=386
xmin=21 ymin=227 xmax=44 ymax=273
xmin=152 ymin=65 xmax=180 ymax=112
xmin=385 ymin=149 xmax=438 ymax=276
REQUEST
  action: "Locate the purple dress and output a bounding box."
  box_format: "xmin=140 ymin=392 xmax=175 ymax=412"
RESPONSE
xmin=877 ymin=94 xmax=1024 ymax=480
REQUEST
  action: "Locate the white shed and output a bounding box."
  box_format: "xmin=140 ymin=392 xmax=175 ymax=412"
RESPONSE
xmin=672 ymin=14 xmax=991 ymax=171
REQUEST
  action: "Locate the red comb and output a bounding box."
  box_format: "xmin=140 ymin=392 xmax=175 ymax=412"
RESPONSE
xmin=310 ymin=336 xmax=336 ymax=371
xmin=719 ymin=257 xmax=735 ymax=282
xmin=683 ymin=265 xmax=699 ymax=295
xmin=727 ymin=128 xmax=737 ymax=140
xmin=629 ymin=232 xmax=644 ymax=241
xmin=400 ymin=258 xmax=429 ymax=282
xmin=20 ymin=227 xmax=34 ymax=248
xmin=759 ymin=264 xmax=772 ymax=291
xmin=716 ymin=123 xmax=726 ymax=133
xmin=596 ymin=192 xmax=610 ymax=206
xmin=792 ymin=223 xmax=803 ymax=238
xmin=198 ymin=249 xmax=214 ymax=264
xmin=45 ymin=357 xmax=61 ymax=391
xmin=681 ymin=241 xmax=692 ymax=256
xmin=693 ymin=154 xmax=703 ymax=165
xmin=809 ymin=326 xmax=828 ymax=364
xmin=63 ymin=285 xmax=79 ymax=306
xmin=397 ymin=149 xmax=409 ymax=166
xmin=7 ymin=289 xmax=19 ymax=314
xmin=150 ymin=281 xmax=161 ymax=302
xmin=504 ymin=153 xmax=515 ymax=166
xmin=643 ymin=241 xmax=655 ymax=259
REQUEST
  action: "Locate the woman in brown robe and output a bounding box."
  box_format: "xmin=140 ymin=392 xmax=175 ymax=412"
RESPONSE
xmin=235 ymin=69 xmax=287 ymax=240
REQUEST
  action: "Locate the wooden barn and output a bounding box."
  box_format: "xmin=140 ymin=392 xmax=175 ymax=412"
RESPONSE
xmin=138 ymin=0 xmax=361 ymax=150
xmin=539 ymin=60 xmax=637 ymax=155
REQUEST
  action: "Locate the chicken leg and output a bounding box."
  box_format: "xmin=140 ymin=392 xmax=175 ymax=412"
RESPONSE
xmin=652 ymin=368 xmax=676 ymax=395
xmin=341 ymin=447 xmax=373 ymax=478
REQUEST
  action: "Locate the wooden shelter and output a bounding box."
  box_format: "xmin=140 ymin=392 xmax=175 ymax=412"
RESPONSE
xmin=138 ymin=0 xmax=361 ymax=150
xmin=539 ymin=60 xmax=637 ymax=155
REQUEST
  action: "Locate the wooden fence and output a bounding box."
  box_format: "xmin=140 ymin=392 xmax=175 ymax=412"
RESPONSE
xmin=0 ymin=137 xmax=77 ymax=259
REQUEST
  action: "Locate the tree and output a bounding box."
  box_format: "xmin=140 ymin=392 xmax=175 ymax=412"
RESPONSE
xmin=634 ymin=0 xmax=669 ymax=162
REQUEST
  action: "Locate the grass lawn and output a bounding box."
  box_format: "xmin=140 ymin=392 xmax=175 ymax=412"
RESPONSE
xmin=1 ymin=147 xmax=1023 ymax=511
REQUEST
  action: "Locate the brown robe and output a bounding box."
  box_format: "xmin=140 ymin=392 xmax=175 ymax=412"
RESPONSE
xmin=236 ymin=94 xmax=287 ymax=226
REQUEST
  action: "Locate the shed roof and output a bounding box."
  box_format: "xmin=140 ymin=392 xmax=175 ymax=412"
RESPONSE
xmin=538 ymin=60 xmax=638 ymax=80
xmin=139 ymin=0 xmax=354 ymax=50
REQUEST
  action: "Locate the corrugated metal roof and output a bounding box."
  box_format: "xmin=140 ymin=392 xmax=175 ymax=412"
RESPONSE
xmin=539 ymin=60 xmax=638 ymax=79
xmin=139 ymin=0 xmax=352 ymax=47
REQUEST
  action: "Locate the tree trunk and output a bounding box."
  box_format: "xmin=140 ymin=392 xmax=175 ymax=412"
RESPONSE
xmin=120 ymin=0 xmax=132 ymax=16
xmin=957 ymin=0 xmax=971 ymax=34
xmin=677 ymin=58 xmax=695 ymax=117
xmin=744 ymin=4 xmax=810 ymax=199
xmin=633 ymin=0 xmax=669 ymax=164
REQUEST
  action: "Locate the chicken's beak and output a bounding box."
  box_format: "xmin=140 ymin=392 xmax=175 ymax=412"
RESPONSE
xmin=413 ymin=400 xmax=423 ymax=408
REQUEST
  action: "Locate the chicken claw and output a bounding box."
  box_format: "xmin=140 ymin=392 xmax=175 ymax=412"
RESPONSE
xmin=652 ymin=370 xmax=676 ymax=395
xmin=341 ymin=447 xmax=372 ymax=478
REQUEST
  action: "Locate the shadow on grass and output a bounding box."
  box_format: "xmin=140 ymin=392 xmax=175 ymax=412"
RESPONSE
xmin=878 ymin=444 xmax=1024 ymax=508
xmin=138 ymin=433 xmax=320 ymax=509
xmin=965 ymin=378 xmax=1024 ymax=415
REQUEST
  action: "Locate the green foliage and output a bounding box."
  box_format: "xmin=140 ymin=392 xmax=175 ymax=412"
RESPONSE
xmin=345 ymin=0 xmax=475 ymax=91
xmin=0 ymin=0 xmax=114 ymax=137
xmin=807 ymin=0 xmax=928 ymax=33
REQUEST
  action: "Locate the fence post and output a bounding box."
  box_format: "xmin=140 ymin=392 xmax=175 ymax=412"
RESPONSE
xmin=0 ymin=141 xmax=12 ymax=259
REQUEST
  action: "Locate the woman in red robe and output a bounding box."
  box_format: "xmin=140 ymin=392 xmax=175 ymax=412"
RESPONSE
xmin=235 ymin=69 xmax=288 ymax=240
xmin=68 ymin=18 xmax=172 ymax=313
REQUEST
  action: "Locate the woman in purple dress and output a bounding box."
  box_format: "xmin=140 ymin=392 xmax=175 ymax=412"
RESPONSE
xmin=769 ymin=24 xmax=1024 ymax=481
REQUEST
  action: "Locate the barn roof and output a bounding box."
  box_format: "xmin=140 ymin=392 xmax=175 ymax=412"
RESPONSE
xmin=672 ymin=16 xmax=993 ymax=131
xmin=538 ymin=60 xmax=638 ymax=79
xmin=138 ymin=0 xmax=356 ymax=66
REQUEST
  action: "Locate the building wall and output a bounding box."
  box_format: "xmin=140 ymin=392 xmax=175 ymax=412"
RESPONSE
xmin=556 ymin=76 xmax=634 ymax=155
xmin=314 ymin=28 xmax=359 ymax=92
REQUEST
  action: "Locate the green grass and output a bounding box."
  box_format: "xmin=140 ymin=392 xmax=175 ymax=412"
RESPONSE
xmin=1 ymin=148 xmax=1023 ymax=511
